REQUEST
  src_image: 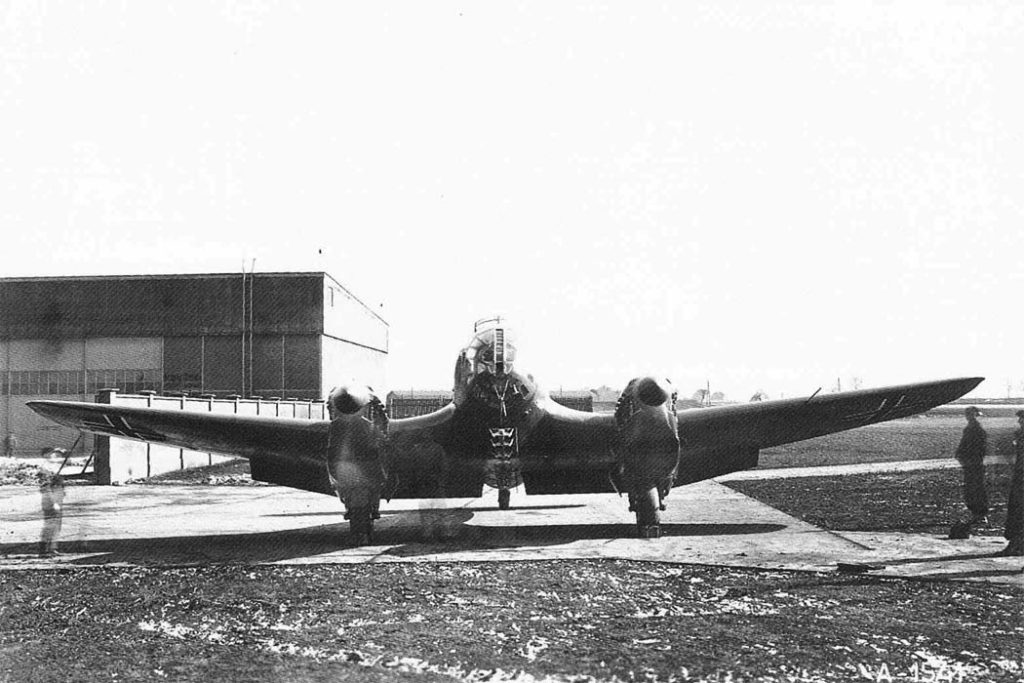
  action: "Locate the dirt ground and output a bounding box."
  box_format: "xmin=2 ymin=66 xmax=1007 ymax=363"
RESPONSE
xmin=2 ymin=561 xmax=1022 ymax=682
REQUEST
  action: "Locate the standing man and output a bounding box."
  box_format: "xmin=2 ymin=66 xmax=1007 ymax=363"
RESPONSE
xmin=997 ymin=410 xmax=1024 ymax=556
xmin=38 ymin=471 xmax=65 ymax=556
xmin=955 ymin=406 xmax=989 ymax=526
xmin=3 ymin=432 xmax=17 ymax=458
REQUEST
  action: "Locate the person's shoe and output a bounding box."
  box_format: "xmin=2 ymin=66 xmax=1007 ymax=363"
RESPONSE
xmin=949 ymin=520 xmax=973 ymax=539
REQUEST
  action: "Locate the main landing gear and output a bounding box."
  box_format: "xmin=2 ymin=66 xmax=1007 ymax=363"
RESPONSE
xmin=631 ymin=487 xmax=662 ymax=539
xmin=343 ymin=501 xmax=382 ymax=546
xmin=498 ymin=488 xmax=511 ymax=510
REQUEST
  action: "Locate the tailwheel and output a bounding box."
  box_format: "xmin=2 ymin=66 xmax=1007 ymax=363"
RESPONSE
xmin=498 ymin=488 xmax=511 ymax=510
xmin=634 ymin=487 xmax=662 ymax=539
xmin=347 ymin=506 xmax=374 ymax=546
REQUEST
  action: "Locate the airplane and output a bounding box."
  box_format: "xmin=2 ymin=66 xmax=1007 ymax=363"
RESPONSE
xmin=28 ymin=317 xmax=983 ymax=544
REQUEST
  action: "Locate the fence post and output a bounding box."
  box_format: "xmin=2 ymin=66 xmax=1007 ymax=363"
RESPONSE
xmin=93 ymin=388 xmax=118 ymax=485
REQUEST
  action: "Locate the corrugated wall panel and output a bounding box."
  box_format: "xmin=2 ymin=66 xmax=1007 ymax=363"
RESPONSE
xmin=283 ymin=335 xmax=321 ymax=399
xmin=203 ymin=336 xmax=244 ymax=394
xmin=0 ymin=273 xmax=325 ymax=338
xmin=9 ymin=338 xmax=84 ymax=370
xmin=85 ymin=337 xmax=162 ymax=368
xmin=163 ymin=337 xmax=203 ymax=392
xmin=252 ymin=335 xmax=285 ymax=397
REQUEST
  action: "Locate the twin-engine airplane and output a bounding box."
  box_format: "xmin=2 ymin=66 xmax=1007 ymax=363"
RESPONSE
xmin=29 ymin=318 xmax=982 ymax=544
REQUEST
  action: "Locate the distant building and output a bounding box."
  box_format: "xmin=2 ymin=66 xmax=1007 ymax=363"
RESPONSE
xmin=387 ymin=389 xmax=453 ymax=418
xmin=0 ymin=272 xmax=387 ymax=456
xmin=548 ymin=389 xmax=594 ymax=413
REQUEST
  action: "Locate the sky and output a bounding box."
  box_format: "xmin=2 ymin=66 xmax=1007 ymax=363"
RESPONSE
xmin=1 ymin=1 xmax=1021 ymax=399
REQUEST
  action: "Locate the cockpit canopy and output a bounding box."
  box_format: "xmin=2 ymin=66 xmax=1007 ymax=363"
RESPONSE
xmin=463 ymin=317 xmax=517 ymax=376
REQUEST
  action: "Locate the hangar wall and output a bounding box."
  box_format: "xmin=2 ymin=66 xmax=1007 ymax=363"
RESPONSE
xmin=320 ymin=273 xmax=388 ymax=394
xmin=321 ymin=335 xmax=387 ymax=395
xmin=1 ymin=272 xmax=389 ymax=458
xmin=322 ymin=275 xmax=388 ymax=352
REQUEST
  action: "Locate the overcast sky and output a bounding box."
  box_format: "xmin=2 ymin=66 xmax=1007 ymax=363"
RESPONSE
xmin=1 ymin=2 xmax=1021 ymax=399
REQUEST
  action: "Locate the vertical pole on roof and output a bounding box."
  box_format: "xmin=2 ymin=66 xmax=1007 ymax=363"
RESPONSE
xmin=241 ymin=261 xmax=247 ymax=398
xmin=249 ymin=259 xmax=255 ymax=399
xmin=200 ymin=335 xmax=206 ymax=393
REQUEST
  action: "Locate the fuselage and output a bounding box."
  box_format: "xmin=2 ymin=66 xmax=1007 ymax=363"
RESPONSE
xmin=444 ymin=368 xmax=543 ymax=489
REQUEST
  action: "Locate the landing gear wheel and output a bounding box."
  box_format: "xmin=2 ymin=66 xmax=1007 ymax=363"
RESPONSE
xmin=347 ymin=506 xmax=374 ymax=546
xmin=498 ymin=488 xmax=511 ymax=510
xmin=634 ymin=487 xmax=661 ymax=539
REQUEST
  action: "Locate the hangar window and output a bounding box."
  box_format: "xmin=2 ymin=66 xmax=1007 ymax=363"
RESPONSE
xmin=163 ymin=372 xmax=202 ymax=393
xmin=85 ymin=368 xmax=161 ymax=395
xmin=5 ymin=370 xmax=86 ymax=396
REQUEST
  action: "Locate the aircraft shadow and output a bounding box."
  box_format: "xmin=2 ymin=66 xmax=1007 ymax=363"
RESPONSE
xmin=921 ymin=567 xmax=1024 ymax=580
xmin=0 ymin=525 xmax=349 ymax=566
xmin=449 ymin=504 xmax=588 ymax=513
xmin=0 ymin=514 xmax=787 ymax=566
xmin=377 ymin=520 xmax=788 ymax=558
xmin=880 ymin=551 xmax=1008 ymax=566
xmin=262 ymin=504 xmax=585 ymax=518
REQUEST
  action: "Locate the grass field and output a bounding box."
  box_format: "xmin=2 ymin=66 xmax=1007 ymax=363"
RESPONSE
xmin=727 ymin=465 xmax=1016 ymax=537
xmin=730 ymin=414 xmax=1022 ymax=538
xmin=758 ymin=413 xmax=1019 ymax=469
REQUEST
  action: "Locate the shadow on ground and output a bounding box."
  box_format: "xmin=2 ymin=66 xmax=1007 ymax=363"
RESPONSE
xmin=0 ymin=510 xmax=788 ymax=565
xmin=262 ymin=503 xmax=586 ymax=518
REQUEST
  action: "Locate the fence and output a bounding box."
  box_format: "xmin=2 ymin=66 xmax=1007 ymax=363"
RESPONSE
xmin=386 ymin=392 xmax=593 ymax=418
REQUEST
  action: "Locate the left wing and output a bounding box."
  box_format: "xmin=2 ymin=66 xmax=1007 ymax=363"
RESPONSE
xmin=27 ymin=400 xmax=333 ymax=493
xmin=673 ymin=376 xmax=983 ymax=484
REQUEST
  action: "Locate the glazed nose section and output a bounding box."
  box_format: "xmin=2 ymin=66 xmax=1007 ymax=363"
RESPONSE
xmin=636 ymin=376 xmax=670 ymax=407
xmin=330 ymin=385 xmax=372 ymax=416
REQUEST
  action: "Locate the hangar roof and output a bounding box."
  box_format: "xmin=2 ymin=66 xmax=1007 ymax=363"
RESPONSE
xmin=0 ymin=271 xmax=387 ymax=340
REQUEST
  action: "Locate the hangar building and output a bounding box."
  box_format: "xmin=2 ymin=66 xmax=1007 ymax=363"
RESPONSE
xmin=0 ymin=272 xmax=388 ymax=456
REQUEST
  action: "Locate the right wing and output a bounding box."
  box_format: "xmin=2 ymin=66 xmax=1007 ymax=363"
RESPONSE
xmin=27 ymin=400 xmax=333 ymax=493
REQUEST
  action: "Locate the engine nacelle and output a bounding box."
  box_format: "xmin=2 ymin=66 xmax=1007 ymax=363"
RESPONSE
xmin=614 ymin=376 xmax=680 ymax=490
xmin=325 ymin=384 xmax=389 ymax=542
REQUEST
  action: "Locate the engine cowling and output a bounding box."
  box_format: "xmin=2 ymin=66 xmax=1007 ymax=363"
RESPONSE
xmin=325 ymin=385 xmax=389 ymax=543
xmin=614 ymin=376 xmax=680 ymax=490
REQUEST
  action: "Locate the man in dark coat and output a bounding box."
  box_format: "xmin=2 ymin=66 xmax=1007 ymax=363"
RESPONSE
xmin=997 ymin=410 xmax=1024 ymax=556
xmin=955 ymin=406 xmax=989 ymax=525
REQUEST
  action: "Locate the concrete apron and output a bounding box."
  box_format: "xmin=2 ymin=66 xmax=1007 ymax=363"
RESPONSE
xmin=1 ymin=482 xmax=1020 ymax=584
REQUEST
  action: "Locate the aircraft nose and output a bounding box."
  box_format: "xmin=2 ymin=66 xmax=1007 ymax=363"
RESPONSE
xmin=330 ymin=385 xmax=372 ymax=415
xmin=636 ymin=376 xmax=670 ymax=407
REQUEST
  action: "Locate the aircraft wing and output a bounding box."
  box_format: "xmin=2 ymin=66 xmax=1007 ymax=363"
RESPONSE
xmin=673 ymin=376 xmax=983 ymax=484
xmin=26 ymin=400 xmax=333 ymax=493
